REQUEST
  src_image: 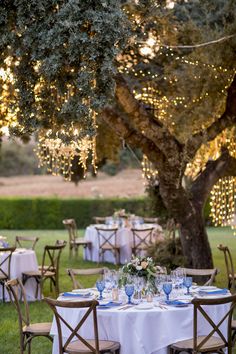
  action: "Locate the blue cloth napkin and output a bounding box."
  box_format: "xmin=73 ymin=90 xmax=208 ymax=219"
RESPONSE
xmin=62 ymin=292 xmax=91 ymax=297
xmin=98 ymin=301 xmax=122 ymax=308
xmin=198 ymin=288 xmax=228 ymax=295
xmin=165 ymin=300 xmax=190 ymax=306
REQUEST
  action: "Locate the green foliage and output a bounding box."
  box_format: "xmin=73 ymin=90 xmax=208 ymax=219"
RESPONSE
xmin=0 ymin=0 xmax=130 ymax=136
xmin=0 ymin=197 xmax=150 ymax=229
xmin=147 ymin=237 xmax=185 ymax=271
xmin=0 ymin=139 xmax=41 ymax=176
xmin=0 ymin=196 xmax=212 ymax=230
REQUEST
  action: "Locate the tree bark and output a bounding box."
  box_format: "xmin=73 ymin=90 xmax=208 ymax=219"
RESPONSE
xmin=100 ymin=74 xmax=236 ymax=270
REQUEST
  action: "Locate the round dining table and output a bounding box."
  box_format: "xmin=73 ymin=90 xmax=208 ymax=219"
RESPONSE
xmin=50 ymin=296 xmax=229 ymax=354
xmin=0 ymin=248 xmax=39 ymax=301
xmin=83 ymin=223 xmax=163 ymax=264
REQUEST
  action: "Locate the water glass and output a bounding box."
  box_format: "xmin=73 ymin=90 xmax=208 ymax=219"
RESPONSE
xmin=125 ymin=284 xmax=135 ymax=304
xmin=183 ymin=276 xmax=192 ymax=295
xmin=96 ymin=280 xmax=105 ymax=300
xmin=162 ymin=282 xmax=172 ymax=301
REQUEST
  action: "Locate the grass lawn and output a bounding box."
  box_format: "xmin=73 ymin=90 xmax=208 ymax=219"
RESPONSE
xmin=0 ymin=226 xmax=235 ymax=353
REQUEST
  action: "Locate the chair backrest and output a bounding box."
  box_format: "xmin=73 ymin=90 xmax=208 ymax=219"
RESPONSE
xmin=178 ymin=267 xmax=219 ymax=286
xmin=95 ymin=227 xmax=119 ymax=250
xmin=218 ymin=244 xmax=235 ymax=291
xmin=67 ymin=267 xmax=107 ymax=289
xmin=93 ymin=217 xmax=106 ymax=224
xmin=55 ymin=240 xmax=67 ymax=247
xmin=6 ymin=278 xmax=30 ymax=352
xmin=44 ymin=298 xmax=100 ymax=354
xmin=0 ymin=247 xmax=16 ymax=280
xmin=131 ymin=227 xmax=154 ymax=250
xmin=192 ymin=294 xmax=236 ymax=353
xmin=62 ymin=219 xmax=78 ymax=243
xmin=15 ymin=236 xmax=39 ymax=250
xmin=41 ymin=244 xmax=66 ymax=278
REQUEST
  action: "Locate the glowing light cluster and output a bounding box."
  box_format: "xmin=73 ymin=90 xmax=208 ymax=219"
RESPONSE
xmin=209 ymin=130 xmax=236 ymax=234
xmin=141 ymin=154 xmax=158 ymax=185
xmin=36 ymin=123 xmax=97 ymax=181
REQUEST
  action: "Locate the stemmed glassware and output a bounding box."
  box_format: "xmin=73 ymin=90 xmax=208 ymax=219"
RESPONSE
xmin=183 ymin=276 xmax=192 ymax=295
xmin=134 ymin=276 xmax=145 ymax=302
xmin=162 ymin=280 xmax=172 ymax=301
xmin=125 ymin=284 xmax=135 ymax=304
xmin=96 ymin=280 xmax=105 ymax=300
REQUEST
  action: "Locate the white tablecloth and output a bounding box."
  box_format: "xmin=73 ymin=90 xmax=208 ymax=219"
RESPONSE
xmin=50 ymin=299 xmax=229 ymax=354
xmin=84 ymin=224 xmax=162 ymax=264
xmin=0 ymin=249 xmax=39 ymax=301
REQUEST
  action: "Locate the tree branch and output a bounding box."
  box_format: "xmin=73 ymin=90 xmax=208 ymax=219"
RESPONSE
xmin=115 ymin=74 xmax=183 ymax=166
xmin=190 ymin=148 xmax=236 ymax=208
xmin=101 ymin=107 xmax=164 ymax=169
xmin=185 ymin=74 xmax=236 ymax=161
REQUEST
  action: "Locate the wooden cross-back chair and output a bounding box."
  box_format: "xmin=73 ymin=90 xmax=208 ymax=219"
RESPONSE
xmin=95 ymin=227 xmax=120 ymax=264
xmin=44 ymin=297 xmax=120 ymax=354
xmin=217 ymin=244 xmax=236 ymax=291
xmin=131 ymin=227 xmax=154 ymax=256
xmin=22 ymin=243 xmax=66 ymax=299
xmin=15 ymin=236 xmax=39 ymax=250
xmin=0 ymin=246 xmax=16 ymax=302
xmin=6 ymin=278 xmax=52 ymax=354
xmin=169 ymin=294 xmax=236 ymax=354
xmin=178 ymin=268 xmax=219 ymax=286
xmin=67 ymin=267 xmax=107 ymax=290
xmin=62 ymin=219 xmax=91 ymax=257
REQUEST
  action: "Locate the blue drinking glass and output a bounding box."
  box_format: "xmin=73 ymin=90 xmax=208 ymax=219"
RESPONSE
xmin=162 ymin=282 xmax=172 ymax=301
xmin=183 ymin=277 xmax=192 ymax=295
xmin=125 ymin=284 xmax=135 ymax=304
xmin=96 ymin=280 xmax=105 ymax=300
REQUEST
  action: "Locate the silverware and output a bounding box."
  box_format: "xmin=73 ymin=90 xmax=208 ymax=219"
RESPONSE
xmin=118 ymin=305 xmax=133 ymax=311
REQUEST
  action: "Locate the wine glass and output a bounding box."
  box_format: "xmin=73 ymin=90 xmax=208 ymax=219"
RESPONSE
xmin=183 ymin=276 xmax=192 ymax=295
xmin=125 ymin=284 xmax=135 ymax=304
xmin=96 ymin=280 xmax=105 ymax=300
xmin=162 ymin=282 xmax=172 ymax=301
xmin=134 ymin=276 xmax=145 ymax=302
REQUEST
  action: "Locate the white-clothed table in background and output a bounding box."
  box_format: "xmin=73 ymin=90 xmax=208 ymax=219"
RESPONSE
xmin=84 ymin=224 xmax=163 ymax=264
xmin=0 ymin=249 xmax=40 ymax=301
xmin=50 ymin=301 xmax=228 ymax=354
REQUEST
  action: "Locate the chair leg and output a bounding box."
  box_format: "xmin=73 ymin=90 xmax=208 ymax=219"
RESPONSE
xmin=2 ymin=282 xmax=5 ymax=303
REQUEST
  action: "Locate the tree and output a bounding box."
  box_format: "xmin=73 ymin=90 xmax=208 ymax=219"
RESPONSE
xmin=0 ymin=0 xmax=236 ymax=268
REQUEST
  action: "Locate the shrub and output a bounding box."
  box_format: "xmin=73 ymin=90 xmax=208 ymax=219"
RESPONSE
xmin=147 ymin=237 xmax=185 ymax=271
xmin=0 ymin=197 xmax=150 ymax=229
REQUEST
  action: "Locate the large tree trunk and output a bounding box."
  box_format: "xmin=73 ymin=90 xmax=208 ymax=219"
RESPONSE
xmin=178 ymin=211 xmax=213 ymax=269
xmin=157 ymin=171 xmax=214 ymax=269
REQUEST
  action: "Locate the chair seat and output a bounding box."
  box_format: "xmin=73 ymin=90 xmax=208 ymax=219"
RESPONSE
xmin=132 ymin=245 xmax=148 ymax=250
xmin=0 ymin=275 xmax=8 ymax=281
xmin=229 ymin=274 xmax=236 ymax=279
xmin=66 ymin=339 xmax=120 ymax=354
xmin=100 ymin=245 xmax=120 ymax=250
xmin=23 ymin=322 xmax=52 ymax=335
xmin=72 ymin=238 xmax=91 ymax=246
xmin=23 ymin=270 xmax=55 ymax=277
xmin=171 ymin=335 xmax=224 ymax=351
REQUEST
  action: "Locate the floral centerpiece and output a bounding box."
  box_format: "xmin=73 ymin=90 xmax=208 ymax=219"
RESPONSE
xmin=113 ymin=209 xmax=129 ymax=218
xmin=120 ymin=256 xmax=157 ymax=291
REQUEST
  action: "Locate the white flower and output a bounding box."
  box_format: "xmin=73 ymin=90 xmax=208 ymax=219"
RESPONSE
xmin=136 ymin=265 xmax=142 ymax=271
xmin=147 ymin=257 xmax=153 ymax=262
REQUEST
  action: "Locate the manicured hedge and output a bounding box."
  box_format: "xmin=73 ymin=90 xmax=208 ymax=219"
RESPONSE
xmin=0 ymin=197 xmax=151 ymax=229
xmin=0 ymin=197 xmax=212 ymax=230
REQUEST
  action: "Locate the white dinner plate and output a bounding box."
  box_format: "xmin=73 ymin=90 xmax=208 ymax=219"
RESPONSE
xmin=198 ymin=286 xmax=217 ymax=291
xmin=136 ymin=303 xmax=154 ymax=310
